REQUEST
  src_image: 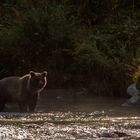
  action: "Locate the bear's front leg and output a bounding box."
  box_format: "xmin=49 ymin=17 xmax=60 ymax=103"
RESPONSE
xmin=28 ymin=93 xmax=38 ymax=112
xmin=18 ymin=101 xmax=28 ymax=112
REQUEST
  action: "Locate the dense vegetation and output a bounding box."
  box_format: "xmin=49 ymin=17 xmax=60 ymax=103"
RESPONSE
xmin=0 ymin=0 xmax=140 ymax=96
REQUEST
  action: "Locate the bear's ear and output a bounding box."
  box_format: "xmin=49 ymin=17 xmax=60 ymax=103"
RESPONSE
xmin=42 ymin=71 xmax=47 ymax=77
xmin=30 ymin=71 xmax=36 ymax=77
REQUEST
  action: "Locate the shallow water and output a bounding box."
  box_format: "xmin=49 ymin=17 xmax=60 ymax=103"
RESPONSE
xmin=37 ymin=95 xmax=140 ymax=117
xmin=1 ymin=91 xmax=140 ymax=139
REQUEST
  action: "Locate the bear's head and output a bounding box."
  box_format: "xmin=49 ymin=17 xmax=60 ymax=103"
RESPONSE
xmin=28 ymin=71 xmax=47 ymax=92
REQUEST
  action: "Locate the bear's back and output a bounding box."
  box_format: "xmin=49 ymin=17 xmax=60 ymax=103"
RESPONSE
xmin=0 ymin=76 xmax=22 ymax=99
xmin=0 ymin=76 xmax=20 ymax=87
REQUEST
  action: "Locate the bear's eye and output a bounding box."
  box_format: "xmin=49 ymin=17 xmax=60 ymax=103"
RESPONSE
xmin=32 ymin=77 xmax=40 ymax=84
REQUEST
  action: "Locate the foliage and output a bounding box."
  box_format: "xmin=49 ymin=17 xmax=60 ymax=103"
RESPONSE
xmin=0 ymin=0 xmax=140 ymax=95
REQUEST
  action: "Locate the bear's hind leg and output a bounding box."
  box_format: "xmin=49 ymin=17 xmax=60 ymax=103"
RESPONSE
xmin=0 ymin=100 xmax=6 ymax=112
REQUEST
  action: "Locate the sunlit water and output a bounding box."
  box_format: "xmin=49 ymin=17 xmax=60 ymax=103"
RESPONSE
xmin=1 ymin=91 xmax=140 ymax=139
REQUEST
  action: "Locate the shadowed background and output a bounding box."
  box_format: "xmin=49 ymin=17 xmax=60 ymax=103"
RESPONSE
xmin=0 ymin=0 xmax=140 ymax=96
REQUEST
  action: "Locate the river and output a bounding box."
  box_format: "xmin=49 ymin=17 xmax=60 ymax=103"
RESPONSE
xmin=0 ymin=90 xmax=140 ymax=139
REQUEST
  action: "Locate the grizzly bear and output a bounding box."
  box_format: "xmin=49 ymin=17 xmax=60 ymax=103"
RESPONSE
xmin=0 ymin=71 xmax=47 ymax=112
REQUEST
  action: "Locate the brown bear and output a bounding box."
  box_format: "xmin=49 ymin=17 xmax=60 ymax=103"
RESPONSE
xmin=0 ymin=71 xmax=47 ymax=112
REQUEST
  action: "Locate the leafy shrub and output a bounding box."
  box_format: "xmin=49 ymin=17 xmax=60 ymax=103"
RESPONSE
xmin=0 ymin=0 xmax=140 ymax=95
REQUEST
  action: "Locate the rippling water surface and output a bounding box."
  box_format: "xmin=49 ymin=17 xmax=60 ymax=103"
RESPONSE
xmin=0 ymin=91 xmax=140 ymax=139
xmin=37 ymin=94 xmax=140 ymax=117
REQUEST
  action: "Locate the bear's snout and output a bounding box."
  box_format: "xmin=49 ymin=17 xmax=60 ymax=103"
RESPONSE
xmin=38 ymin=80 xmax=45 ymax=88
